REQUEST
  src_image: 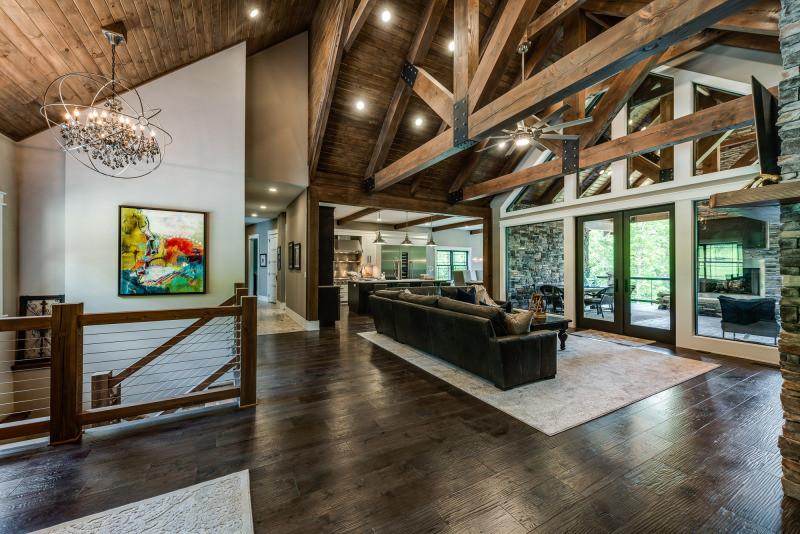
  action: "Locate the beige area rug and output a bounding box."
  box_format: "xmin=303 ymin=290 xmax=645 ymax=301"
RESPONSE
xmin=359 ymin=332 xmax=718 ymax=435
xmin=258 ymin=304 xmax=304 ymax=335
xmin=33 ymin=471 xmax=253 ymax=533
xmin=571 ymin=329 xmax=657 ymax=347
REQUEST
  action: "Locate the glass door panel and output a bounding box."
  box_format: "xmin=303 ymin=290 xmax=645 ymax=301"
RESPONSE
xmin=577 ymin=214 xmax=622 ymax=332
xmin=624 ymin=207 xmax=675 ymax=344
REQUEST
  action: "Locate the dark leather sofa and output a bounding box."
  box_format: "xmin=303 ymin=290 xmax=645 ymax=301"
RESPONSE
xmin=369 ymin=293 xmax=557 ymax=390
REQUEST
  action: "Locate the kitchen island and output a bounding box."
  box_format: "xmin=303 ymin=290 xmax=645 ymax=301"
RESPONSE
xmin=347 ymin=279 xmax=451 ymax=314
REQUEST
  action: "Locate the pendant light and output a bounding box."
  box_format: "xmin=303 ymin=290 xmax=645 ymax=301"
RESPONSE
xmin=401 ymin=211 xmax=413 ymax=245
xmin=373 ymin=210 xmax=386 ymax=244
xmin=426 ymin=215 xmax=437 ymax=247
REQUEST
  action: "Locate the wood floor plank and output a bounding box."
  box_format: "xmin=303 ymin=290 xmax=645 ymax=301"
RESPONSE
xmin=0 ymin=311 xmax=793 ymax=532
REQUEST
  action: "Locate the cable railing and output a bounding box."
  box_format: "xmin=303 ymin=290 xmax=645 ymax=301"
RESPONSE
xmin=629 ymin=276 xmax=671 ymax=304
xmin=0 ymin=284 xmax=257 ymax=445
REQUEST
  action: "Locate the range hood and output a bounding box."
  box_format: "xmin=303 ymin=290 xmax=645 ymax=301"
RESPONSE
xmin=335 ymin=237 xmax=362 ymax=252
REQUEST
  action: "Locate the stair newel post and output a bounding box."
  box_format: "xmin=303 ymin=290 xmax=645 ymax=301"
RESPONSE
xmin=239 ymin=295 xmax=257 ymax=408
xmin=49 ymin=302 xmax=84 ymax=445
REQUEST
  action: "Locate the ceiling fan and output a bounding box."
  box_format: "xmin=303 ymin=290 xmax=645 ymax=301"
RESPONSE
xmin=477 ymin=42 xmax=593 ymax=156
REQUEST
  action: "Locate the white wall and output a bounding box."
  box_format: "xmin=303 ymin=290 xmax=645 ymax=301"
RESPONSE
xmin=16 ymin=132 xmax=65 ymax=297
xmin=0 ymin=134 xmax=15 ymax=412
xmin=60 ymin=44 xmax=246 ymax=312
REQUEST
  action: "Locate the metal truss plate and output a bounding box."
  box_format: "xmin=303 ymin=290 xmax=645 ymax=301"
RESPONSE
xmin=562 ymin=139 xmax=579 ymax=175
xmin=448 ymin=189 xmax=464 ymax=203
xmin=453 ymin=97 xmax=470 ymax=147
xmin=400 ymin=62 xmax=418 ymax=87
xmin=363 ymin=176 xmax=375 ymax=192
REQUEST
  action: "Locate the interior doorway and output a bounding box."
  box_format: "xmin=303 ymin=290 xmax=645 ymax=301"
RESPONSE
xmin=576 ymin=204 xmax=675 ymax=344
xmin=248 ymin=235 xmax=258 ymax=296
xmin=267 ymin=230 xmax=278 ymax=303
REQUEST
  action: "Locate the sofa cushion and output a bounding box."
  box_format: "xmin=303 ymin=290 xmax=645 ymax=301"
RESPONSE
xmin=439 ymin=297 xmax=508 ymax=336
xmin=455 ymin=286 xmax=477 ymax=304
xmin=398 ymin=291 xmax=439 ymax=307
xmin=374 ymin=289 xmax=404 ymax=300
xmin=505 ymin=310 xmax=533 ymax=335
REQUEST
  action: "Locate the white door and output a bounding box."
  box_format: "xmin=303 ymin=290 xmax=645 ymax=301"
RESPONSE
xmin=267 ymin=230 xmax=278 ymax=303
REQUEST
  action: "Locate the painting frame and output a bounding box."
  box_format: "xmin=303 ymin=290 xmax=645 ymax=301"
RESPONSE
xmin=288 ymin=241 xmax=295 ymax=270
xmin=118 ymin=205 xmax=208 ymax=296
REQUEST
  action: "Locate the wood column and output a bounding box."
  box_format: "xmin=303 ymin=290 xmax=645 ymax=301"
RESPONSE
xmin=49 ymin=303 xmax=83 ymax=445
xmin=239 ymin=296 xmax=257 ymax=408
xmin=483 ymin=217 xmax=494 ymax=297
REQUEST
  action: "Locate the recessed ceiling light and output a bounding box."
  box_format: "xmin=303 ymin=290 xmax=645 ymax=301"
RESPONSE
xmin=268 ymin=187 xmax=277 ymax=192
xmin=414 ymin=116 xmax=423 ymax=127
xmin=260 ymin=205 xmax=267 ymax=209
xmin=249 ymin=8 xmax=259 ymax=18
xmin=448 ymin=40 xmax=455 ymax=52
xmin=355 ymin=99 xmax=365 ymax=111
xmin=250 ymin=212 xmax=257 ymax=217
xmin=380 ymin=9 xmax=391 ymax=22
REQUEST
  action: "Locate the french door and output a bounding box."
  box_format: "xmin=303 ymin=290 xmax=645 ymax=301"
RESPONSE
xmin=576 ymin=205 xmax=675 ymax=344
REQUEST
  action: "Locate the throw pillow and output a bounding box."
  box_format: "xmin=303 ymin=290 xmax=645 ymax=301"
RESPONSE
xmin=473 ymin=285 xmax=498 ymax=306
xmin=438 ymin=297 xmax=508 ymax=336
xmin=505 ymin=310 xmax=533 ymax=335
xmin=398 ymin=291 xmax=439 ymax=307
xmin=501 ymin=301 xmax=513 ymax=314
xmin=455 ymin=286 xmax=477 ymax=304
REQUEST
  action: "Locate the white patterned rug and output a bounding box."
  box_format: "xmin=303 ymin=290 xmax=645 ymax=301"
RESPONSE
xmin=33 ymin=471 xmax=253 ymax=533
xmin=359 ymin=332 xmax=719 ymax=435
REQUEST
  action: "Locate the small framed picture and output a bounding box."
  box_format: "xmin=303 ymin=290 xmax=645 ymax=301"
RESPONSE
xmin=288 ymin=242 xmax=295 ymax=270
xmin=293 ymin=242 xmax=301 ymax=270
xmin=259 ymin=253 xmax=267 ymax=268
xmin=277 ymin=247 xmax=281 ymax=271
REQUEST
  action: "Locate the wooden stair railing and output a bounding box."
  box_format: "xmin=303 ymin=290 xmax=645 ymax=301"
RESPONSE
xmin=90 ymin=283 xmax=246 ymax=410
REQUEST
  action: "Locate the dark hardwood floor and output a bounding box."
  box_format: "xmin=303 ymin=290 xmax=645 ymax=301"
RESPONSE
xmin=1 ymin=310 xmax=799 ymax=533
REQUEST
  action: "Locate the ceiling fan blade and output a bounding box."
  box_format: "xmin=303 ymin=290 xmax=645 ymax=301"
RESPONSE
xmin=476 ymin=142 xmax=506 ymax=153
xmin=541 ymin=116 xmax=593 ymax=133
xmin=540 ymin=133 xmax=580 ymax=141
xmin=488 ymin=135 xmax=511 ymax=139
xmin=535 ymin=103 xmax=570 ymax=128
xmin=505 ymin=143 xmax=517 ymax=157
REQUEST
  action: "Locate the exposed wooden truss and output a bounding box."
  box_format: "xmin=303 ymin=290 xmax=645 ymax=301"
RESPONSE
xmin=370 ymin=0 xmax=755 ymax=193
xmin=394 ymin=214 xmax=451 ymax=230
xmin=344 ymin=0 xmax=377 ymax=52
xmin=337 ymin=207 xmax=379 ymax=225
xmin=581 ymin=0 xmax=779 ymax=36
xmin=432 ymin=218 xmax=484 ymax=232
xmin=309 ymin=0 xmax=355 ymax=179
xmin=363 ymin=0 xmax=448 ymax=179
xmin=461 ymin=90 xmax=764 ymax=200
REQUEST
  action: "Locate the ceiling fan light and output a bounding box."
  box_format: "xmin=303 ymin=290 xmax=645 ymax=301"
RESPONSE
xmin=515 ymin=137 xmax=530 ymax=147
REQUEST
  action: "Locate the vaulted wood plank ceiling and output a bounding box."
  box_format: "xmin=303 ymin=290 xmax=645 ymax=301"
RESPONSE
xmin=0 ymin=0 xmax=318 ymax=141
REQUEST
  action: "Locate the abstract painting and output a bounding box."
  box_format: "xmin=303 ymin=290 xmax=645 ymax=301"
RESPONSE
xmin=119 ymin=206 xmax=207 ymax=295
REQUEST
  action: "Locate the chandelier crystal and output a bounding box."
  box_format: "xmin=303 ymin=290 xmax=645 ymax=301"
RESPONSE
xmin=40 ymin=23 xmax=172 ymax=179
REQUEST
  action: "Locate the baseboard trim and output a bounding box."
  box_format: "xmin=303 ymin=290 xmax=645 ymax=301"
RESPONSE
xmin=285 ymin=306 xmax=320 ymax=331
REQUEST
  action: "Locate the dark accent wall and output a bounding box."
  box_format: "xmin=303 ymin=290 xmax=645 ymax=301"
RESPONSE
xmin=506 ymin=220 xmax=564 ymax=309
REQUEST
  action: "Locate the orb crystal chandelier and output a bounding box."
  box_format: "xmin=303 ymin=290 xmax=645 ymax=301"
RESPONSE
xmin=40 ymin=23 xmax=172 ymax=179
